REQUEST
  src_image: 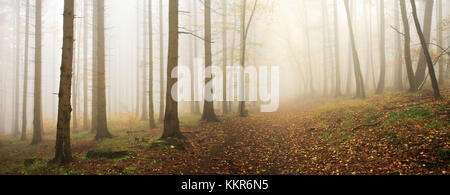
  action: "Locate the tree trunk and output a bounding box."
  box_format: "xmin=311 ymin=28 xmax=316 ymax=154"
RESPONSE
xmin=239 ymin=0 xmax=248 ymax=117
xmin=201 ymin=0 xmax=219 ymax=122
xmin=400 ymin=0 xmax=417 ymax=92
xmin=410 ymin=0 xmax=442 ymax=99
xmin=91 ymin=0 xmax=98 ymax=134
xmin=394 ymin=0 xmax=404 ymax=90
xmin=141 ymin=0 xmax=148 ymax=121
xmin=334 ymin=0 xmax=342 ymax=97
xmin=159 ymin=0 xmax=165 ymax=122
xmin=13 ymin=0 xmax=20 ymax=137
xmin=192 ymin=0 xmax=201 ymax=115
xmin=83 ymin=0 xmax=89 ymax=130
xmin=52 ymin=0 xmax=74 ymax=164
xmin=161 ymin=0 xmax=183 ymax=139
xmin=136 ymin=0 xmax=140 ymax=117
xmin=322 ymin=0 xmax=328 ymax=96
xmin=95 ymin=0 xmax=113 ymax=140
xmin=222 ymin=0 xmax=229 ymax=114
xmin=148 ymin=0 xmax=156 ymax=129
xmin=303 ymin=1 xmax=314 ymax=95
xmin=32 ymin=0 xmax=43 ymax=145
xmin=414 ymin=0 xmax=434 ymax=86
xmin=21 ymin=0 xmax=30 ymax=141
xmin=376 ymin=0 xmax=386 ymax=94
xmin=437 ymin=0 xmax=444 ymax=85
xmin=344 ymin=0 xmax=366 ymax=99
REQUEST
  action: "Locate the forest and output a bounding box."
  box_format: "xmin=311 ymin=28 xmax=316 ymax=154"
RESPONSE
xmin=0 ymin=0 xmax=448 ymax=175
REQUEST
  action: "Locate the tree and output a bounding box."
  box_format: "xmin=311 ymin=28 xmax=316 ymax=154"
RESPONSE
xmin=302 ymin=0 xmax=314 ymax=95
xmin=91 ymin=0 xmax=98 ymax=134
xmin=52 ymin=0 xmax=75 ymax=164
xmin=161 ymin=0 xmax=183 ymax=139
xmin=239 ymin=0 xmax=258 ymax=117
xmin=322 ymin=0 xmax=329 ymax=96
xmin=136 ymin=0 xmax=140 ymax=117
xmin=437 ymin=0 xmax=444 ymax=84
xmin=158 ymin=0 xmax=165 ymax=122
xmin=94 ymin=0 xmax=113 ymax=140
xmin=201 ymin=0 xmax=219 ymax=122
xmin=334 ymin=0 xmax=342 ymax=97
xmin=394 ymin=0 xmax=403 ymax=90
xmin=414 ymin=0 xmax=434 ymax=87
xmin=400 ymin=0 xmax=417 ymax=92
xmin=376 ymin=0 xmax=386 ymax=94
xmin=344 ymin=0 xmax=365 ymax=99
xmin=83 ymin=0 xmax=89 ymax=130
xmin=148 ymin=0 xmax=156 ymax=129
xmin=31 ymin=0 xmax=43 ymax=145
xmin=13 ymin=0 xmax=20 ymax=137
xmin=141 ymin=0 xmax=148 ymax=121
xmin=222 ymin=0 xmax=229 ymax=114
xmin=21 ymin=0 xmax=30 ymax=141
xmin=189 ymin=0 xmax=200 ymax=115
xmin=410 ymin=0 xmax=442 ymax=99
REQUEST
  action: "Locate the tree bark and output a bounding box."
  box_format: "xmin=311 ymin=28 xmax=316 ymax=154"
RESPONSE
xmin=394 ymin=0 xmax=404 ymax=90
xmin=410 ymin=0 xmax=442 ymax=99
xmin=437 ymin=0 xmax=444 ymax=85
xmin=159 ymin=0 xmax=165 ymax=122
xmin=32 ymin=0 xmax=43 ymax=145
xmin=222 ymin=0 xmax=229 ymax=114
xmin=414 ymin=0 xmax=434 ymax=86
xmin=91 ymin=0 xmax=98 ymax=134
xmin=136 ymin=0 xmax=140 ymax=117
xmin=400 ymin=0 xmax=417 ymax=92
xmin=334 ymin=0 xmax=342 ymax=97
xmin=95 ymin=0 xmax=113 ymax=140
xmin=83 ymin=0 xmax=89 ymax=130
xmin=201 ymin=0 xmax=219 ymax=122
xmin=52 ymin=0 xmax=74 ymax=164
xmin=141 ymin=0 xmax=148 ymax=121
xmin=376 ymin=0 xmax=386 ymax=94
xmin=13 ymin=0 xmax=21 ymax=137
xmin=148 ymin=0 xmax=156 ymax=129
xmin=21 ymin=0 xmax=30 ymax=141
xmin=344 ymin=0 xmax=366 ymax=99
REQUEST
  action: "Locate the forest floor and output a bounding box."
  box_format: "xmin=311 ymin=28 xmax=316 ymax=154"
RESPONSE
xmin=0 ymin=88 xmax=449 ymax=175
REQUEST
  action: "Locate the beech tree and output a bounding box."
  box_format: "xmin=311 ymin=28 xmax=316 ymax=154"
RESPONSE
xmin=31 ymin=0 xmax=43 ymax=145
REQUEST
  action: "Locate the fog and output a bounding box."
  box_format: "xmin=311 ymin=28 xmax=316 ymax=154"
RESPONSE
xmin=0 ymin=0 xmax=448 ymax=134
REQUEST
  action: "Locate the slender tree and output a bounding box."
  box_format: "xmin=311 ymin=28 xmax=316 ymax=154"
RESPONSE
xmin=95 ymin=0 xmax=113 ymax=140
xmin=437 ymin=0 xmax=444 ymax=84
xmin=376 ymin=0 xmax=386 ymax=94
xmin=52 ymin=0 xmax=75 ymax=164
xmin=91 ymin=0 xmax=98 ymax=133
xmin=334 ymin=0 xmax=342 ymax=97
xmin=322 ymin=0 xmax=329 ymax=96
xmin=414 ymin=0 xmax=434 ymax=86
xmin=158 ymin=0 xmax=165 ymax=122
xmin=13 ymin=0 xmax=21 ymax=137
xmin=400 ymin=0 xmax=417 ymax=92
xmin=148 ymin=0 xmax=156 ymax=129
xmin=394 ymin=0 xmax=404 ymax=90
xmin=136 ymin=0 xmax=140 ymax=117
xmin=32 ymin=0 xmax=44 ymax=145
xmin=141 ymin=0 xmax=148 ymax=121
xmin=222 ymin=0 xmax=229 ymax=114
xmin=83 ymin=0 xmax=89 ymax=130
xmin=410 ymin=0 xmax=442 ymax=99
xmin=344 ymin=0 xmax=365 ymax=99
xmin=161 ymin=0 xmax=183 ymax=139
xmin=303 ymin=0 xmax=314 ymax=95
xmin=201 ymin=0 xmax=219 ymax=122
xmin=21 ymin=0 xmax=30 ymax=141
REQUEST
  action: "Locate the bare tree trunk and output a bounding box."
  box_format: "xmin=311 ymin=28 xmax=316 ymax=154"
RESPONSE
xmin=52 ymin=0 xmax=74 ymax=164
xmin=159 ymin=0 xmax=165 ymax=122
xmin=229 ymin=1 xmax=238 ymax=112
xmin=141 ymin=0 xmax=148 ymax=121
xmin=95 ymin=0 xmax=112 ymax=140
xmin=136 ymin=0 xmax=140 ymax=117
xmin=222 ymin=0 xmax=229 ymax=114
xmin=32 ymin=0 xmax=43 ymax=145
xmin=72 ymin=3 xmax=82 ymax=131
xmin=400 ymin=0 xmax=417 ymax=92
xmin=437 ymin=0 xmax=444 ymax=84
xmin=239 ymin=0 xmax=248 ymax=117
xmin=91 ymin=0 xmax=98 ymax=134
xmin=414 ymin=0 xmax=434 ymax=87
xmin=394 ymin=0 xmax=404 ymax=90
xmin=303 ymin=1 xmax=314 ymax=95
xmin=148 ymin=0 xmax=156 ymax=129
xmin=334 ymin=0 xmax=342 ymax=97
xmin=344 ymin=0 xmax=366 ymax=99
xmin=21 ymin=0 xmax=30 ymax=141
xmin=322 ymin=0 xmax=328 ymax=96
xmin=83 ymin=0 xmax=89 ymax=130
xmin=192 ymin=0 xmax=201 ymax=115
xmin=13 ymin=0 xmax=21 ymax=137
xmin=410 ymin=0 xmax=442 ymax=99
xmin=201 ymin=0 xmax=219 ymax=122
xmin=376 ymin=0 xmax=386 ymax=94
xmin=161 ymin=0 xmax=183 ymax=139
